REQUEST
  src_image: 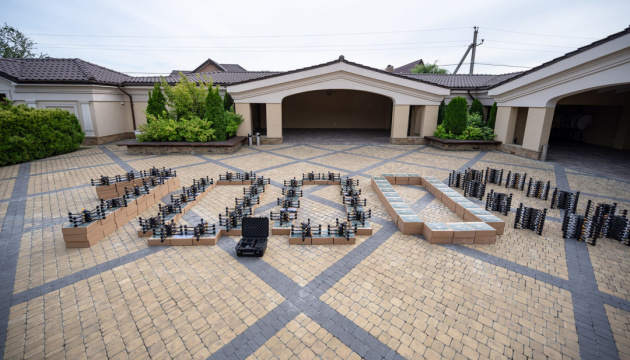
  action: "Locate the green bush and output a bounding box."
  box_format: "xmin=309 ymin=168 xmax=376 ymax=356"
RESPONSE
xmin=145 ymin=82 xmax=167 ymax=121
xmin=469 ymin=99 xmax=484 ymax=118
xmin=206 ymin=86 xmax=228 ymax=141
xmin=437 ymin=101 xmax=446 ymax=125
xmin=0 ymin=102 xmax=85 ymax=166
xmin=434 ymin=111 xmax=496 ymax=141
xmin=443 ymin=96 xmax=468 ymax=135
xmin=487 ymin=102 xmax=497 ymax=130
xmin=161 ymin=73 xmax=210 ymax=120
xmin=225 ymin=108 xmax=244 ymax=138
xmin=136 ymin=113 xmax=214 ymax=142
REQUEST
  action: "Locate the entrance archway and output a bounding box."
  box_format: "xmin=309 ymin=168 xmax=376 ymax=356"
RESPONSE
xmin=281 ymin=90 xmax=393 ymax=144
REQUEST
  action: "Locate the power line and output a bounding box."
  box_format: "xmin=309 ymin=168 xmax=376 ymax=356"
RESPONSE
xmin=27 ymin=27 xmax=471 ymax=39
xmin=485 ymin=39 xmax=576 ymax=48
xmin=483 ymin=27 xmax=597 ymax=40
xmin=483 ymin=46 xmax=565 ymax=53
xmin=35 ymin=39 xmax=471 ymax=50
xmin=36 ymin=45 xmax=470 ymax=53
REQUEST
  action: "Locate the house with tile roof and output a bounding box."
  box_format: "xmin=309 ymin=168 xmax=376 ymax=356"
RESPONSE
xmin=0 ymin=26 xmax=629 ymax=160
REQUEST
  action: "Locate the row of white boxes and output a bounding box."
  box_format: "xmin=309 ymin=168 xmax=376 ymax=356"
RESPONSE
xmin=62 ymin=177 xmax=180 ymax=248
xmin=373 ymin=174 xmax=504 ymax=244
xmin=147 ymin=178 xmax=266 ymax=246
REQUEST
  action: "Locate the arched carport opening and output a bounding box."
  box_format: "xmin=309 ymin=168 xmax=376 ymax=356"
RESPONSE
xmin=280 ymin=89 xmax=394 ymax=143
xmin=546 ymin=84 xmax=630 ymax=180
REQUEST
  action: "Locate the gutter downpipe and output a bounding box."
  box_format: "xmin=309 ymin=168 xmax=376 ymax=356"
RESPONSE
xmin=117 ymin=85 xmax=137 ymax=130
xmin=467 ymin=89 xmax=476 ymax=102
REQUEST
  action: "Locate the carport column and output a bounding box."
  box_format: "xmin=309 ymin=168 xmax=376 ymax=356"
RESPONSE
xmin=494 ymin=106 xmax=518 ymax=144
xmin=234 ymin=103 xmax=252 ymax=137
xmin=522 ymin=107 xmax=555 ymax=152
xmin=266 ymin=103 xmax=283 ymax=143
xmin=390 ymin=105 xmax=410 ymax=143
xmin=418 ymin=105 xmax=439 ymax=137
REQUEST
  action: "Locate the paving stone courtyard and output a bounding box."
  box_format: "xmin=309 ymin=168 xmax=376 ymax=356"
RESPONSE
xmin=1 ymin=142 xmax=630 ymax=360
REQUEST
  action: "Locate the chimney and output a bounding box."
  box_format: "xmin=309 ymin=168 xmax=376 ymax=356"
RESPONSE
xmin=386 ymin=65 xmax=394 ymax=73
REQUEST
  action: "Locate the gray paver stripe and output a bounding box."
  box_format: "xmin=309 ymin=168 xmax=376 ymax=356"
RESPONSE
xmin=0 ymin=178 xmax=16 ymax=182
xmin=30 ymin=149 xmax=105 ymax=162
xmin=100 ymin=145 xmax=136 ymax=173
xmin=21 ymin=216 xmax=67 ymax=233
xmin=554 ymin=164 xmax=571 ymax=191
xmin=0 ymin=163 xmax=30 ymax=358
xmin=10 ymin=246 xmax=167 ymax=306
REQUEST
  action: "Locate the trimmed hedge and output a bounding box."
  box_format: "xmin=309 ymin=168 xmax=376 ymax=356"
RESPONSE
xmin=488 ymin=102 xmax=497 ymax=130
xmin=443 ymin=96 xmax=468 ymax=135
xmin=469 ymin=99 xmax=484 ymax=118
xmin=0 ymin=103 xmax=85 ymax=166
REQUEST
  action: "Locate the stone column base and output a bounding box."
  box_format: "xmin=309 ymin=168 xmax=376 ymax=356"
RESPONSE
xmin=390 ymin=137 xmax=426 ymax=145
xmin=499 ymin=144 xmax=541 ymax=160
xmin=260 ymin=136 xmax=283 ymax=145
xmin=83 ymin=132 xmax=135 ymax=145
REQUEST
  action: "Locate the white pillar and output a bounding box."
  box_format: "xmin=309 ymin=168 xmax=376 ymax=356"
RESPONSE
xmin=234 ymin=103 xmax=252 ymax=137
xmin=418 ymin=105 xmax=439 ymax=137
xmin=494 ymin=106 xmax=518 ymax=144
xmin=266 ymin=103 xmax=282 ymax=140
xmin=79 ymin=102 xmax=95 ymax=137
xmin=390 ymin=105 xmax=410 ymax=139
xmin=522 ymin=107 xmax=555 ymax=152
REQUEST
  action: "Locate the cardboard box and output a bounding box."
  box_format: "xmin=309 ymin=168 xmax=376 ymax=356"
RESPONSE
xmin=441 ymin=196 xmax=457 ymax=211
xmin=223 ymin=228 xmax=242 ymax=237
xmin=290 ymin=236 xmax=312 ymax=245
xmin=333 ymin=236 xmax=356 ymax=245
xmin=193 ymin=233 xmax=219 ymax=246
xmin=397 ymin=217 xmax=423 ymax=235
xmin=137 ymin=230 xmax=153 ymax=237
xmin=126 ymin=205 xmax=138 ymax=217
xmin=423 ymin=223 xmax=453 ymax=244
xmin=476 ymin=215 xmax=505 ymax=235
xmin=63 ymin=230 xmax=103 ymax=243
xmin=148 ymin=237 xmax=170 ymax=246
xmin=447 ymin=223 xmax=475 ymax=244
xmin=272 ymin=227 xmax=291 ymax=235
xmin=395 ymin=176 xmax=409 ymax=185
xmin=61 ymin=220 xmax=102 ymax=235
xmin=170 ymin=236 xmax=192 ymax=246
xmin=382 ymin=174 xmax=396 ymax=184
xmin=312 ymin=236 xmax=334 ymax=245
xmin=473 ymin=236 xmax=496 ymax=244
xmin=407 ymin=175 xmax=422 ymax=185
xmin=463 ymin=212 xmax=481 ymax=222
xmin=354 ymin=227 xmax=372 ymax=236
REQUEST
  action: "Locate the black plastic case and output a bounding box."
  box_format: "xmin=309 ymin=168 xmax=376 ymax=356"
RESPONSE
xmin=236 ymin=217 xmax=269 ymax=257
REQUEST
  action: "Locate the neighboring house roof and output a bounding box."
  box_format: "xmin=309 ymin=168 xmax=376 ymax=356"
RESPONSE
xmin=491 ymin=25 xmax=630 ymax=88
xmin=401 ymin=72 xmax=522 ymax=89
xmin=191 ymin=58 xmax=226 ymax=73
xmin=126 ymin=71 xmax=282 ymax=86
xmin=393 ymin=59 xmax=424 ymax=73
xmin=0 ymin=58 xmax=131 ymax=84
xmin=169 ymin=70 xmax=190 ymax=76
xmin=220 ymin=64 xmax=246 ymax=72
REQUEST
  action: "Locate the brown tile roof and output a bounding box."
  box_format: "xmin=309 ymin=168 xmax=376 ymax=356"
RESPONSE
xmin=0 ymin=58 xmax=131 ymax=84
xmin=393 ymin=59 xmax=424 ymax=73
xmin=220 ymin=64 xmax=246 ymax=72
xmin=126 ymin=71 xmax=282 ymax=86
xmin=401 ymin=72 xmax=522 ymax=89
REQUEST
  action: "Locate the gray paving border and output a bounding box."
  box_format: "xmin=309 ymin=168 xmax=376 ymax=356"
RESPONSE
xmin=554 ymin=164 xmax=571 ymax=191
xmin=0 ymin=163 xmax=30 ymax=359
xmin=100 ymin=146 xmax=136 ymax=173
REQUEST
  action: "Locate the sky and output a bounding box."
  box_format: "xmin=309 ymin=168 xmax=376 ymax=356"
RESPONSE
xmin=3 ymin=0 xmax=629 ymax=76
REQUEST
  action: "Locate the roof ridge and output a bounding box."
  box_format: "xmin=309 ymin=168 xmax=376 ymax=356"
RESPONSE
xmin=74 ymin=59 xmax=96 ymax=81
xmin=75 ymin=58 xmax=131 ymax=79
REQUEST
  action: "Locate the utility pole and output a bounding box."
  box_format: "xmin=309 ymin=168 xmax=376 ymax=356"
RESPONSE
xmin=453 ymin=27 xmax=484 ymax=74
xmin=469 ymin=27 xmax=479 ymax=74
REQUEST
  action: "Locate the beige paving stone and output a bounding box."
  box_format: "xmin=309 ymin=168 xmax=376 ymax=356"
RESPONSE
xmin=481 ymin=151 xmax=555 ymax=170
xmin=27 ymin=163 xmax=126 ymax=195
xmin=247 ymin=313 xmax=358 ymax=360
xmin=0 ymin=179 xmax=15 ymax=200
xmin=605 ymin=304 xmax=630 ymax=359
xmin=321 ymin=232 xmax=578 ymax=359
xmin=345 ymin=146 xmax=409 ymax=159
xmin=590 ymin=239 xmax=630 ymax=301
xmin=29 ymin=154 xmax=113 ymax=175
xmin=262 ymin=223 xmax=381 ymax=286
xmin=221 ymin=152 xmax=294 ymax=172
xmin=310 ymin=153 xmax=382 ymax=172
xmin=126 ymin=155 xmax=207 ymax=171
xmin=6 ymin=247 xmax=284 ymax=359
xmin=0 ymin=163 xmax=20 ymax=179
xmin=567 ymin=173 xmax=630 ymax=201
xmin=365 ymin=163 xmax=450 ymax=182
xmin=418 ymin=199 xmax=463 ymax=223
xmin=418 ymin=146 xmax=480 ymax=159
xmin=271 ymin=145 xmax=334 ymax=159
xmin=398 ymin=151 xmax=469 ymax=170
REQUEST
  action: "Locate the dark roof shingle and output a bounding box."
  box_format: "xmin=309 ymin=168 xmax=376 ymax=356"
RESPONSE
xmin=126 ymin=71 xmax=282 ymax=85
xmin=393 ymin=59 xmax=424 ymax=73
xmin=0 ymin=58 xmax=131 ymax=84
xmin=400 ymin=73 xmax=522 ymax=89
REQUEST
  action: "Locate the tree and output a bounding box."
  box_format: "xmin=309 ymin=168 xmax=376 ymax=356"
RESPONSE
xmin=443 ymin=97 xmax=468 ymax=135
xmin=469 ymin=99 xmax=484 ymax=118
xmin=145 ymin=82 xmax=167 ymax=121
xmin=487 ymin=102 xmax=497 ymax=130
xmin=411 ymin=61 xmax=449 ymax=74
xmin=223 ymin=92 xmax=234 ymax=111
xmin=437 ymin=101 xmax=446 ymax=125
xmin=160 ymin=73 xmax=210 ymax=120
xmin=205 ymin=86 xmax=227 ymax=141
xmin=0 ymin=23 xmax=47 ymax=58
